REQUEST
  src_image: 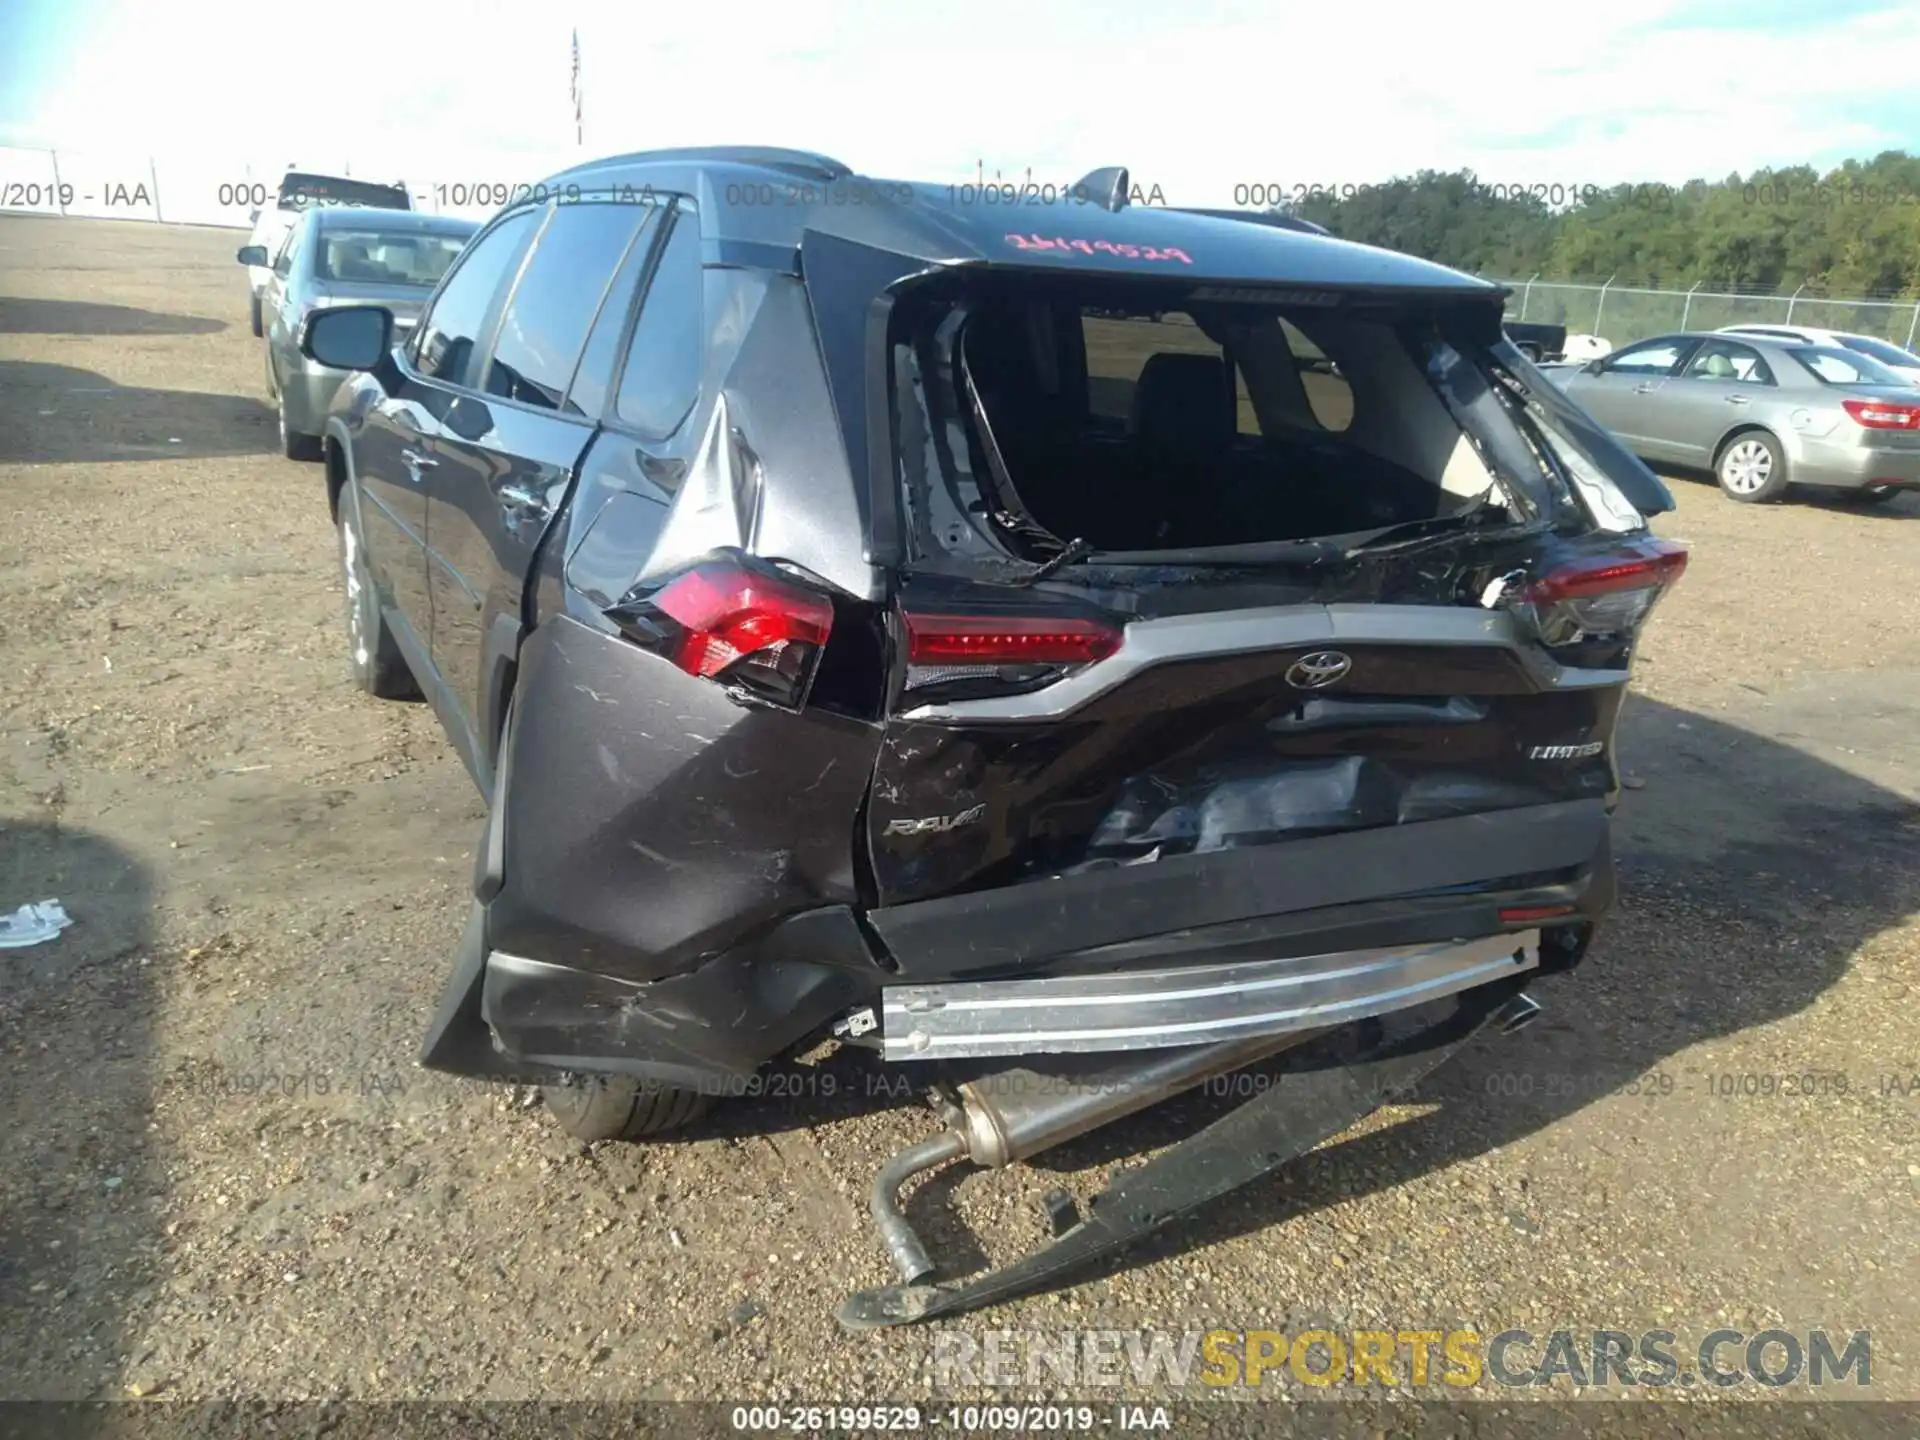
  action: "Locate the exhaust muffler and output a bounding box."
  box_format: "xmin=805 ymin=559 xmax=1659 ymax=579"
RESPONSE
xmin=870 ymin=1027 xmax=1325 ymax=1284
xmin=868 ymin=991 xmax=1547 ymax=1287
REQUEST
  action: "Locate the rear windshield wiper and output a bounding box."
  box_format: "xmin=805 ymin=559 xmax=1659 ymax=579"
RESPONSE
xmin=1338 ymin=501 xmax=1535 ymax=557
xmin=1007 ymin=536 xmax=1095 ymax=587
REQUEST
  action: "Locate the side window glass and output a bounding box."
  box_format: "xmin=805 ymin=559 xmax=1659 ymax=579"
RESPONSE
xmin=482 ymin=203 xmax=647 ymax=412
xmin=562 ymin=209 xmax=659 ymax=418
xmin=273 ymin=229 xmax=297 ymax=278
xmin=1605 ymin=341 xmax=1685 ymax=376
xmin=414 ymin=210 xmax=537 ymax=388
xmin=1682 ymin=341 xmax=1774 ymax=385
xmin=613 ymin=211 xmax=704 ymax=437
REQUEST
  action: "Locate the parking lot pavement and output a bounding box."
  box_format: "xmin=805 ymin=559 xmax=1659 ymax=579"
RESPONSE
xmin=1 ymin=215 xmax=1916 ymax=1410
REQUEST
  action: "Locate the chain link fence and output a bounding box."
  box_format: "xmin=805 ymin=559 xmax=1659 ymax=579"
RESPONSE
xmin=1492 ymin=276 xmax=1920 ymax=352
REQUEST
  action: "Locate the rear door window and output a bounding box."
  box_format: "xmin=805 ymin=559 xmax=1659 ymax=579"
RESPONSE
xmin=1680 ymin=339 xmax=1774 ymax=385
xmin=412 ymin=210 xmax=537 ymax=388
xmin=562 ymin=207 xmax=662 ymax=419
xmin=1603 ymin=339 xmax=1689 ymax=375
xmin=613 ymin=210 xmax=704 ymax=438
xmin=481 ymin=203 xmax=648 ymax=411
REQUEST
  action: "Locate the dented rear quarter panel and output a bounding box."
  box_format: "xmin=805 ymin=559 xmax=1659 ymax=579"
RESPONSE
xmin=485 ymin=615 xmax=879 ymax=985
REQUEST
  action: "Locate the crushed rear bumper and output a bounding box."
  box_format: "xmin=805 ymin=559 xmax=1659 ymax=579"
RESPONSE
xmin=424 ymin=797 xmax=1609 ymax=1086
xmin=880 ymin=929 xmax=1540 ymax=1060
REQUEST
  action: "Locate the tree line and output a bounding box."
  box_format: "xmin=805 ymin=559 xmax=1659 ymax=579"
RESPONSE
xmin=1281 ymin=151 xmax=1920 ymax=299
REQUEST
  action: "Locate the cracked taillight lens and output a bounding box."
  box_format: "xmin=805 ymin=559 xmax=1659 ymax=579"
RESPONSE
xmin=609 ymin=556 xmax=834 ymax=710
xmin=1521 ymin=537 xmax=1688 ymax=646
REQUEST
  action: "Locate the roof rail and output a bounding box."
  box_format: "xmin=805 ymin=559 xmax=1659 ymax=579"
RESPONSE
xmin=549 ymin=146 xmax=853 ymax=184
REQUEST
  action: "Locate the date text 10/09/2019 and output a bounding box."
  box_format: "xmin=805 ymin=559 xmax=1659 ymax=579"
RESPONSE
xmin=730 ymin=1406 xmax=1171 ymax=1432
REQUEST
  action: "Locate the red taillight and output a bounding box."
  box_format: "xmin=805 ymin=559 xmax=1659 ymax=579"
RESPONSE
xmin=615 ymin=557 xmax=834 ymax=709
xmin=1500 ymin=904 xmax=1576 ymax=924
xmin=904 ymin=613 xmax=1122 ymax=666
xmin=1524 ymin=538 xmax=1689 ymax=603
xmin=654 ymin=564 xmax=832 ymax=677
xmin=1520 ymin=537 xmax=1687 ymax=646
xmin=1841 ymin=397 xmax=1920 ymax=430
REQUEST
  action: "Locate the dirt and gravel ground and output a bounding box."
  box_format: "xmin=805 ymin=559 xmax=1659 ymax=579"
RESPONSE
xmin=1 ymin=216 xmax=1916 ymax=1421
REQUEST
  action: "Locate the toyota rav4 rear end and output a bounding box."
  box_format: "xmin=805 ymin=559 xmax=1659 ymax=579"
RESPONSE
xmin=840 ymin=253 xmax=1683 ymax=1063
xmin=417 ymin=156 xmax=1682 ymax=1121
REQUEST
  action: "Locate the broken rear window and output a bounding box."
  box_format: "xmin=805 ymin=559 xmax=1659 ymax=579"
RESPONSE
xmin=892 ymin=279 xmax=1562 ymax=559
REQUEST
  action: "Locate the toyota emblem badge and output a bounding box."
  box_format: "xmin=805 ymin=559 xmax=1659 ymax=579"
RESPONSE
xmin=1286 ymin=650 xmax=1353 ymax=689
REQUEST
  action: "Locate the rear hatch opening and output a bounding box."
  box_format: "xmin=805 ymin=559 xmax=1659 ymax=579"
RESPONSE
xmin=889 ymin=273 xmax=1586 ymax=578
xmin=855 ymin=270 xmax=1686 ymax=915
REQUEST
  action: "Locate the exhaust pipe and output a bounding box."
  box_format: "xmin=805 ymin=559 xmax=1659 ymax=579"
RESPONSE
xmin=868 ymin=1028 xmax=1320 ymax=1284
xmin=948 ymin=1029 xmax=1326 ymax=1169
xmin=866 ymin=992 xmax=1547 ymax=1285
xmin=1491 ymin=992 xmax=1543 ymax=1035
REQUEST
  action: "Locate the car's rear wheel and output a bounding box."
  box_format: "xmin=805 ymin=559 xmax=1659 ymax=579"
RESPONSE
xmin=541 ymin=1073 xmax=715 ymax=1142
xmin=1715 ymin=430 xmax=1789 ymax=503
xmin=338 ymin=506 xmax=419 ymax=699
xmin=249 ymin=292 xmax=264 ymax=338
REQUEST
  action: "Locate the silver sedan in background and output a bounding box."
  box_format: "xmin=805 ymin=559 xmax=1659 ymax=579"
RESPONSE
xmin=237 ymin=208 xmax=478 ymax=459
xmin=1556 ymin=330 xmax=1920 ymax=505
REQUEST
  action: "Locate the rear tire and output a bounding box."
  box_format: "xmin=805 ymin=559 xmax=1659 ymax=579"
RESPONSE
xmin=1714 ymin=430 xmax=1789 ymax=503
xmin=338 ymin=506 xmax=419 ymax=699
xmin=541 ymin=1073 xmax=715 ymax=1142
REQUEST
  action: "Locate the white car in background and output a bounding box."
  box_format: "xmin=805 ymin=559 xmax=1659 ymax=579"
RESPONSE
xmin=1716 ymin=324 xmax=1920 ymax=385
xmin=242 ymin=170 xmax=412 ymax=337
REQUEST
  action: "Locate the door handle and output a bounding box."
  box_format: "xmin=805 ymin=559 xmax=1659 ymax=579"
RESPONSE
xmin=400 ymin=447 xmax=438 ymax=481
xmin=1633 ymin=383 xmax=1657 ymax=394
xmin=499 ymin=482 xmax=547 ymax=513
xmin=1724 ymin=394 xmax=1750 ymax=406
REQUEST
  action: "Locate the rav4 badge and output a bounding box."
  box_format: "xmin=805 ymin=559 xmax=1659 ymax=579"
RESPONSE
xmin=884 ymin=804 xmax=987 ymax=838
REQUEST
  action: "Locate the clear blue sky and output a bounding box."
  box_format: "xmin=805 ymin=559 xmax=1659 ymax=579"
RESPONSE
xmin=3 ymin=0 xmax=1918 ymax=202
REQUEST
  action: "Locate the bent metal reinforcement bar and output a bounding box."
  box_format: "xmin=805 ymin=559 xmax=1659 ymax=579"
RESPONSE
xmin=838 ymin=977 xmax=1540 ymax=1329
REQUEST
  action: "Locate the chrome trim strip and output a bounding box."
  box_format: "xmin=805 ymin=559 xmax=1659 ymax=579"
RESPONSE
xmin=899 ymin=604 xmax=1619 ymax=723
xmin=880 ymin=930 xmax=1540 ymax=1060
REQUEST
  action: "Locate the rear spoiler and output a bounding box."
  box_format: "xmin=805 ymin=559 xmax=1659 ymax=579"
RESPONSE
xmin=1170 ymin=207 xmax=1331 ymax=237
xmin=1063 ymin=165 xmax=1331 ymax=235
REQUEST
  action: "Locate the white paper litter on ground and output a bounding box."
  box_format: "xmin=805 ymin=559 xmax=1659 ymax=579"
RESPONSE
xmin=0 ymin=900 xmax=73 ymax=949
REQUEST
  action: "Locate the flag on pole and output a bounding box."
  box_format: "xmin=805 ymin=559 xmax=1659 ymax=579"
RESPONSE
xmin=571 ymin=29 xmax=583 ymax=147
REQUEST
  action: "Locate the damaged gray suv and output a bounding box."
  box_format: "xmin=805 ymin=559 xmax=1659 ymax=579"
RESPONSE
xmin=304 ymin=147 xmax=1684 ymax=1326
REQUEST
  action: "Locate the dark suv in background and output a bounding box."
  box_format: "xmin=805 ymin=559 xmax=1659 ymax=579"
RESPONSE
xmin=305 ymin=147 xmax=1683 ymax=1150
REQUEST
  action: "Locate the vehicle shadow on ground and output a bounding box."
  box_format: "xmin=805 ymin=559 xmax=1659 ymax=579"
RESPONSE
xmin=0 ymin=820 xmax=157 ymax=1406
xmin=0 ymin=297 xmax=226 ymax=337
xmin=708 ymin=688 xmax=1918 ymax=1295
xmin=0 ymin=361 xmax=274 ymax=464
xmin=1660 ymin=465 xmax=1920 ymax=519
